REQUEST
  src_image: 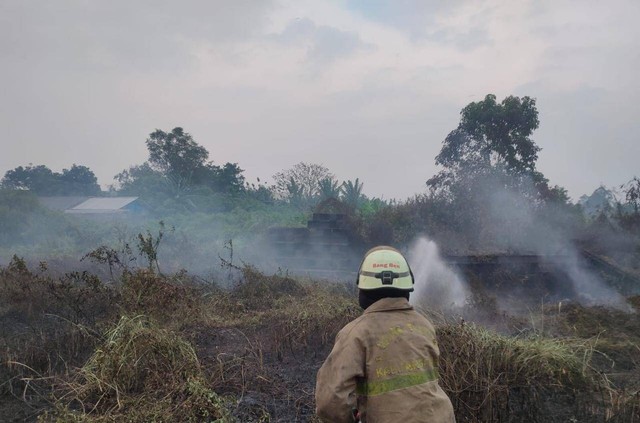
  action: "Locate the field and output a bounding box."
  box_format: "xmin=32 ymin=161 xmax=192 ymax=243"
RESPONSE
xmin=1 ymin=251 xmax=639 ymax=423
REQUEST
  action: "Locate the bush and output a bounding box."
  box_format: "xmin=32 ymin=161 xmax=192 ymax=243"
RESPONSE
xmin=45 ymin=315 xmax=230 ymax=422
xmin=437 ymin=322 xmax=610 ymax=422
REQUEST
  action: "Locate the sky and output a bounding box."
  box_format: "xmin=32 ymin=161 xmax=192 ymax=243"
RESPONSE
xmin=1 ymin=0 xmax=639 ymax=201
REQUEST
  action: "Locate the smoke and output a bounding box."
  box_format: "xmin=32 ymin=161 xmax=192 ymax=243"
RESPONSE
xmin=482 ymin=179 xmax=629 ymax=309
xmin=548 ymin=249 xmax=628 ymax=309
xmin=408 ymin=236 xmax=469 ymax=309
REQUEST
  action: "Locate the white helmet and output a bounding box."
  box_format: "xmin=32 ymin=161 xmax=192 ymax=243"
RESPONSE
xmin=357 ymin=246 xmax=414 ymax=291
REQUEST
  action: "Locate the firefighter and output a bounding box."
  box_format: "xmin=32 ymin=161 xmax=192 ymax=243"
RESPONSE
xmin=315 ymin=246 xmax=455 ymax=423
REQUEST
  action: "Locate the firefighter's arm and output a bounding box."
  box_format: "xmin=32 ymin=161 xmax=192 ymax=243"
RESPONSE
xmin=315 ymin=327 xmax=365 ymax=423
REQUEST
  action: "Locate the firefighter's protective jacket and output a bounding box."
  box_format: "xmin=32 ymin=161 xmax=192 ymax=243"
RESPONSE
xmin=315 ymin=297 xmax=455 ymax=423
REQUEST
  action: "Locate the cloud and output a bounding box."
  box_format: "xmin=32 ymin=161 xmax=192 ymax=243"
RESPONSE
xmin=272 ymin=18 xmax=372 ymax=65
xmin=345 ymin=0 xmax=456 ymax=38
xmin=345 ymin=0 xmax=493 ymax=51
xmin=0 ymin=0 xmax=276 ymax=74
xmin=1 ymin=0 xmax=639 ymax=201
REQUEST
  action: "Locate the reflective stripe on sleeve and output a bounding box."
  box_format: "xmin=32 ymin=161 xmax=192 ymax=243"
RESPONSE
xmin=356 ymin=368 xmax=439 ymax=397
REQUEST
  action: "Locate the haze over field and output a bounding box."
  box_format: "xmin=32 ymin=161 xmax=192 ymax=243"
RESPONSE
xmin=2 ymin=0 xmax=639 ymax=200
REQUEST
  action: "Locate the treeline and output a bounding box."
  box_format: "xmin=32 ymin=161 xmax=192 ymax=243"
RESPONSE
xmin=2 ymin=94 xmax=640 ymax=256
xmin=1 ymin=164 xmax=100 ymax=196
xmin=0 ymin=126 xmax=385 ymax=215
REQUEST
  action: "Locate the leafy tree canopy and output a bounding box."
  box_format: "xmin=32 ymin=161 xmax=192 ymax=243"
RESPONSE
xmin=428 ymin=94 xmax=543 ymax=194
xmin=146 ymin=127 xmax=209 ymax=184
xmin=115 ymin=127 xmax=245 ymax=198
xmin=1 ymin=164 xmax=100 ymax=196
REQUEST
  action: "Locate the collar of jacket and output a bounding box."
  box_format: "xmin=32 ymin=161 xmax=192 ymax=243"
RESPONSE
xmin=364 ymin=297 xmax=413 ymax=314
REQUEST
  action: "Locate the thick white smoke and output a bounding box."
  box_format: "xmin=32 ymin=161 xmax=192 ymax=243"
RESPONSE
xmin=408 ymin=236 xmax=469 ymax=309
xmin=546 ymin=250 xmax=628 ymax=309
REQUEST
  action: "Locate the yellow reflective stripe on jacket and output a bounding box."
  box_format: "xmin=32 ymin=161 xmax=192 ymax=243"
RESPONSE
xmin=356 ymin=368 xmax=439 ymax=397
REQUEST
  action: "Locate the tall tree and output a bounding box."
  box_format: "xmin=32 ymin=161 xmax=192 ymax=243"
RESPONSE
xmin=146 ymin=127 xmax=209 ymax=186
xmin=622 ymin=177 xmax=640 ymax=214
xmin=428 ymin=94 xmax=542 ymax=195
xmin=318 ymin=177 xmax=342 ymax=201
xmin=286 ymin=177 xmax=304 ymax=207
xmin=116 ymin=127 xmax=245 ymax=197
xmin=272 ymin=162 xmax=333 ymax=202
xmin=341 ymin=178 xmax=364 ymax=209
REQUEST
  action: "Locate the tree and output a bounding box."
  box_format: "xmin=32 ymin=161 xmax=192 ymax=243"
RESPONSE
xmin=207 ymin=162 xmax=245 ymax=194
xmin=579 ymin=186 xmax=616 ymax=217
xmin=424 ymin=94 xmax=572 ymax=250
xmin=318 ymin=177 xmax=342 ymax=201
xmin=272 ymin=162 xmax=333 ymax=203
xmin=115 ymin=127 xmax=246 ymax=198
xmin=59 ymin=164 xmax=101 ymax=195
xmin=427 ymin=94 xmax=542 ymax=195
xmin=114 ymin=163 xmax=166 ymax=195
xmin=341 ymin=178 xmax=364 ymax=209
xmin=1 ymin=164 xmax=100 ymax=195
xmin=146 ymin=127 xmax=209 ymax=187
xmin=2 ymin=165 xmax=57 ymax=193
xmin=622 ymin=177 xmax=640 ymax=214
xmin=286 ymin=177 xmax=304 ymax=207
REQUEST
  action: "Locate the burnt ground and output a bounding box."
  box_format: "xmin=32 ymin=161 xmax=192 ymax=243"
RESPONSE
xmin=2 ymin=259 xmax=640 ymax=422
xmin=193 ymin=326 xmax=331 ymax=422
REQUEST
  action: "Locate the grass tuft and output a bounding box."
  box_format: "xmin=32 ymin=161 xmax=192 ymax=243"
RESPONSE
xmin=438 ymin=322 xmax=610 ymax=422
xmin=44 ymin=315 xmax=230 ymax=422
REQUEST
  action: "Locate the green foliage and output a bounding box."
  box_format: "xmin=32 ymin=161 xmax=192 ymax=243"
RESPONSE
xmin=317 ymin=177 xmax=342 ymax=201
xmin=146 ymin=127 xmax=209 ymax=184
xmin=59 ymin=165 xmax=102 ymax=195
xmin=1 ymin=164 xmax=100 ymax=195
xmin=115 ymin=127 xmax=246 ymax=202
xmin=428 ymin=94 xmax=545 ymax=198
xmin=0 ymin=190 xmax=89 ymax=254
xmin=341 ymin=178 xmax=364 ymax=209
xmin=113 ymin=162 xmax=166 ymax=196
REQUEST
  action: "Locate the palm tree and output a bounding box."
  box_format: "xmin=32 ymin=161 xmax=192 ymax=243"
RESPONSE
xmin=287 ymin=177 xmax=304 ymax=207
xmin=341 ymin=178 xmax=364 ymax=209
xmin=318 ymin=177 xmax=342 ymax=201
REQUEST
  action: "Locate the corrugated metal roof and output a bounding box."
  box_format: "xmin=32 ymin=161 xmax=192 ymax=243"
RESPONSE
xmin=67 ymin=197 xmax=138 ymax=212
xmin=38 ymin=196 xmax=90 ymax=211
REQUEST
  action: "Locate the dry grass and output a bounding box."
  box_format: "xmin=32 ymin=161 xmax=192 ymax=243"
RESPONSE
xmin=42 ymin=315 xmax=230 ymax=423
xmin=438 ymin=322 xmax=609 ymax=422
xmin=2 ymin=256 xmax=640 ymax=422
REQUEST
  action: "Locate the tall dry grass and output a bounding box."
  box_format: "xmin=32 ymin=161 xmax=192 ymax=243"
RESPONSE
xmin=1 ymin=255 xmax=639 ymax=422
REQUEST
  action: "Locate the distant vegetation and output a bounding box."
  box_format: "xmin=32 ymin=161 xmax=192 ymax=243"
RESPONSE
xmin=2 ymin=94 xmax=640 ymax=268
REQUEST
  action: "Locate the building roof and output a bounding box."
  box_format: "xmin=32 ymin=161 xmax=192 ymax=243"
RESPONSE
xmin=38 ymin=196 xmax=90 ymax=211
xmin=65 ymin=197 xmax=139 ymax=214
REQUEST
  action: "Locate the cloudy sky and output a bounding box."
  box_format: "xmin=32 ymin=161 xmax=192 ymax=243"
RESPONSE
xmin=1 ymin=0 xmax=639 ymax=200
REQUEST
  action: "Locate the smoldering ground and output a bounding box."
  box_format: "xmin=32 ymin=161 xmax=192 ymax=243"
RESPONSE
xmin=404 ymin=174 xmax=634 ymax=317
